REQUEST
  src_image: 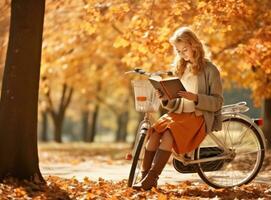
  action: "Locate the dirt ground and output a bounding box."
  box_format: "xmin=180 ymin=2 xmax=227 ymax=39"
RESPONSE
xmin=38 ymin=142 xmax=271 ymax=182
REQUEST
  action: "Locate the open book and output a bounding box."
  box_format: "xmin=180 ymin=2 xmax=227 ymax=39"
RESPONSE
xmin=148 ymin=76 xmax=186 ymax=100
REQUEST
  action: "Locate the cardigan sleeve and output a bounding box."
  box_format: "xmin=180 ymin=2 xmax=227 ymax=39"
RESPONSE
xmin=161 ymin=99 xmax=176 ymax=110
xmin=161 ymin=99 xmax=180 ymax=112
xmin=195 ymin=66 xmax=223 ymax=112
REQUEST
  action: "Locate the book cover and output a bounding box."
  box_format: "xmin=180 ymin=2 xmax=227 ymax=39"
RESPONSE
xmin=148 ymin=76 xmax=186 ymax=100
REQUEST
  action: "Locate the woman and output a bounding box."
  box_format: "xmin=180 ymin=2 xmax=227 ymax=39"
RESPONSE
xmin=133 ymin=27 xmax=223 ymax=190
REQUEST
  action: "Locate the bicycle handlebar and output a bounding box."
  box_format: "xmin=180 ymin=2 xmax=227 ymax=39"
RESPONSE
xmin=125 ymin=68 xmax=173 ymax=77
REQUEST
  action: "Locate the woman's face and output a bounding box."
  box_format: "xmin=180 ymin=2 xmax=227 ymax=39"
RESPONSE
xmin=175 ymin=42 xmax=194 ymax=63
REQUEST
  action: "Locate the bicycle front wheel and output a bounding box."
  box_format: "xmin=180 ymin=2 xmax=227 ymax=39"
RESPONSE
xmin=127 ymin=132 xmax=147 ymax=187
xmin=195 ymin=117 xmax=265 ymax=188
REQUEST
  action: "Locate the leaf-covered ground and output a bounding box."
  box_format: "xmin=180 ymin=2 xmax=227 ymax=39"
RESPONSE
xmin=0 ymin=176 xmax=271 ymax=200
xmin=0 ymin=143 xmax=270 ymax=199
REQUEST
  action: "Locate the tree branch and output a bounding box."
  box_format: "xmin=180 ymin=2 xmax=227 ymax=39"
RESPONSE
xmin=59 ymin=83 xmax=67 ymax=113
xmin=111 ymin=23 xmax=123 ymax=35
xmin=150 ymin=0 xmax=155 ymax=17
xmin=45 ymin=88 xmax=57 ymax=121
xmin=63 ymin=86 xmax=74 ymax=110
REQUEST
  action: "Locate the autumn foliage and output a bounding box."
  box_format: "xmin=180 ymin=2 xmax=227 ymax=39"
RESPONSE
xmin=33 ymin=0 xmax=270 ymax=109
xmin=80 ymin=0 xmax=271 ymax=105
xmin=0 ymin=176 xmax=270 ymax=199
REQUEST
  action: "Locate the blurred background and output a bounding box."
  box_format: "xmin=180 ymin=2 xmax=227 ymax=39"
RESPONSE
xmin=0 ymin=0 xmax=269 ymax=145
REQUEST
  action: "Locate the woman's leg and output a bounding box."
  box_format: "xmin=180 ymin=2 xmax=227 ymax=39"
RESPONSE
xmin=140 ymin=130 xmax=162 ymax=180
xmin=134 ymin=129 xmax=173 ymax=190
xmin=145 ymin=130 xmax=162 ymax=151
xmin=159 ymin=129 xmax=174 ymax=151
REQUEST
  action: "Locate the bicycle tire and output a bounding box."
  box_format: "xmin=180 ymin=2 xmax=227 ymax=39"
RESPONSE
xmin=127 ymin=133 xmax=146 ymax=187
xmin=132 ymin=120 xmax=145 ymax=151
xmin=195 ymin=117 xmax=265 ymax=188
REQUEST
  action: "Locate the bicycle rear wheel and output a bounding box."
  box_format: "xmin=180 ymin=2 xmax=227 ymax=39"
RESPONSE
xmin=195 ymin=117 xmax=265 ymax=188
xmin=127 ymin=132 xmax=147 ymax=187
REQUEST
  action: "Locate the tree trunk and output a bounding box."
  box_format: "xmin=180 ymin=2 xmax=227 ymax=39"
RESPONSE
xmin=89 ymin=103 xmax=99 ymax=142
xmin=120 ymin=111 xmax=129 ymax=142
xmin=88 ymin=80 xmax=102 ymax=143
xmin=0 ymin=0 xmax=45 ymax=180
xmin=40 ymin=111 xmax=48 ymax=142
xmin=116 ymin=114 xmax=122 ymax=142
xmin=115 ymin=111 xmax=129 ymax=142
xmin=81 ymin=110 xmax=90 ymax=142
xmin=46 ymin=83 xmax=73 ymax=143
xmin=53 ymin=118 xmax=63 ymax=143
xmin=263 ymin=98 xmax=271 ymax=148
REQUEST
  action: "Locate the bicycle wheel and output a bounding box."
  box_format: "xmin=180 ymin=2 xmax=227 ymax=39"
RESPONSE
xmin=131 ymin=120 xmax=145 ymax=154
xmin=127 ymin=131 xmax=147 ymax=187
xmin=195 ymin=117 xmax=265 ymax=188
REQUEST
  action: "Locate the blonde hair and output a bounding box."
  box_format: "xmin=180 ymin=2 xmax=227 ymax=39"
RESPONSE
xmin=169 ymin=27 xmax=206 ymax=76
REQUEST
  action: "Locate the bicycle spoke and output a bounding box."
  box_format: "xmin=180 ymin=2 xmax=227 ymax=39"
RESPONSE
xmin=236 ymin=149 xmax=262 ymax=156
xmin=237 ymin=125 xmax=252 ymax=144
xmin=223 ymin=120 xmax=231 ymax=146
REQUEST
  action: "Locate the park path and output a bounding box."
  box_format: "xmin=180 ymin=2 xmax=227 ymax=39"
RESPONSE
xmin=40 ymin=160 xmax=270 ymax=185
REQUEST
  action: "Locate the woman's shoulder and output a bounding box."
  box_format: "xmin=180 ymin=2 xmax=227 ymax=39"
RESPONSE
xmin=204 ymin=59 xmax=221 ymax=76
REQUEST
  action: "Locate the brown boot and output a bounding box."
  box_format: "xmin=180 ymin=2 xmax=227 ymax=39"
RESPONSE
xmin=140 ymin=149 xmax=156 ymax=180
xmin=133 ymin=149 xmax=171 ymax=190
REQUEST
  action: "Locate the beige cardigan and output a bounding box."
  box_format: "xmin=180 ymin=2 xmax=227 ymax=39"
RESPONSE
xmin=161 ymin=61 xmax=223 ymax=133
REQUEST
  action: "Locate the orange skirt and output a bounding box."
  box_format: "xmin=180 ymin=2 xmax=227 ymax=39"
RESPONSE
xmin=149 ymin=112 xmax=206 ymax=154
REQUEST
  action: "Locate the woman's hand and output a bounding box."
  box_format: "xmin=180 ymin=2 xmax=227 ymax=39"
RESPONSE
xmin=178 ymin=91 xmax=198 ymax=103
xmin=156 ymin=89 xmax=166 ymax=99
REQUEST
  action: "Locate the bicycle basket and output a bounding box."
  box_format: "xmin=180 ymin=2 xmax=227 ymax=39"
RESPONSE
xmin=132 ymin=80 xmax=160 ymax=112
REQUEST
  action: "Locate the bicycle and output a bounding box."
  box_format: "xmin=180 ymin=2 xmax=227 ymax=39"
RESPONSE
xmin=126 ymin=68 xmax=266 ymax=189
